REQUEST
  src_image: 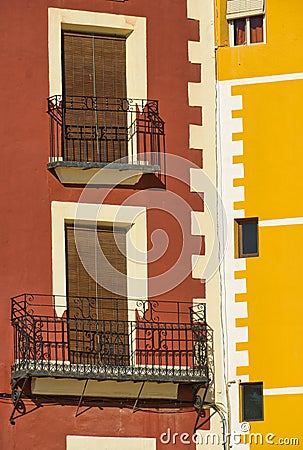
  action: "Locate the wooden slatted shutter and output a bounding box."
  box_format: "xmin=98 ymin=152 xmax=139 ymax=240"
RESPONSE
xmin=65 ymin=223 xmax=129 ymax=366
xmin=63 ymin=32 xmax=127 ymax=98
xmin=62 ymin=32 xmax=127 ymax=163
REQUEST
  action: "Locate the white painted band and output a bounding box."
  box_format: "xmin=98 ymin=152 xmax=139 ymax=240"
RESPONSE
xmin=264 ymin=387 xmax=303 ymax=396
xmin=259 ymin=217 xmax=303 ymax=227
xmin=221 ymin=72 xmax=303 ymax=87
xmin=66 ymin=436 xmax=156 ymax=450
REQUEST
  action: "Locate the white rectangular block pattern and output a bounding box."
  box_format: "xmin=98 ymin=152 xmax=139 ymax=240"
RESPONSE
xmin=66 ymin=436 xmax=156 ymax=450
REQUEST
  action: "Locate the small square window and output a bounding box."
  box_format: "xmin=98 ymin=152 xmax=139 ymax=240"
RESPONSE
xmin=235 ymin=217 xmax=259 ymax=258
xmin=240 ymin=382 xmax=264 ymax=422
xmin=230 ymin=15 xmax=265 ymax=46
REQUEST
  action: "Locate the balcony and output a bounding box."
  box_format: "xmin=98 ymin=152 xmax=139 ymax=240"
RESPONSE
xmin=47 ymin=96 xmax=165 ymax=185
xmin=11 ymin=294 xmax=212 ymax=400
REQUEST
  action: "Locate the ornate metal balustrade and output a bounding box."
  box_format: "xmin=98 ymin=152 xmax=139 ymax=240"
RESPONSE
xmin=11 ymin=294 xmax=212 ymax=384
xmin=47 ymin=96 xmax=165 ymax=169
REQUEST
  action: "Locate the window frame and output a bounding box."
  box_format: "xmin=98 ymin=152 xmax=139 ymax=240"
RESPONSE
xmin=240 ymin=382 xmax=264 ymax=422
xmin=229 ymin=15 xmax=266 ymax=47
xmin=51 ymin=201 xmax=148 ymax=319
xmin=235 ymin=217 xmax=259 ymax=258
xmin=48 ymin=8 xmax=147 ymax=101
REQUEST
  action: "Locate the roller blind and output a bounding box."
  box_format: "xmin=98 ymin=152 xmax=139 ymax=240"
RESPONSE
xmin=226 ymin=0 xmax=264 ymax=19
xmin=65 ymin=223 xmax=127 ymax=303
xmin=65 ymin=223 xmax=129 ymax=365
xmin=62 ymin=32 xmax=128 ymax=163
xmin=62 ymin=31 xmax=126 ymax=99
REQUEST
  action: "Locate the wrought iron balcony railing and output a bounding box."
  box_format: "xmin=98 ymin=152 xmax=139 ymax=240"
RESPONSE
xmin=11 ymin=294 xmax=212 ymax=384
xmin=47 ymin=96 xmax=165 ymax=169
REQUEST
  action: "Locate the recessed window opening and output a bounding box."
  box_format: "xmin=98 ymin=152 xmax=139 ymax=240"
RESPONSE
xmin=232 ymin=15 xmax=265 ymax=46
xmin=227 ymin=0 xmax=266 ymax=46
xmin=235 ymin=217 xmax=259 ymax=258
xmin=240 ymin=382 xmax=264 ymax=422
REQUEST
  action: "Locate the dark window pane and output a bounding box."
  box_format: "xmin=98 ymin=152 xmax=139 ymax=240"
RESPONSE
xmin=234 ymin=19 xmax=246 ymax=45
xmin=250 ymin=16 xmax=264 ymax=43
xmin=242 ymin=222 xmax=258 ymax=255
xmin=242 ymin=383 xmax=264 ymax=422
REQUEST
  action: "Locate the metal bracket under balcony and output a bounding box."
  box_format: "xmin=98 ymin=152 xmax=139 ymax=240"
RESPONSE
xmin=11 ymin=294 xmax=213 ymax=400
xmin=47 ymin=96 xmax=165 ymax=186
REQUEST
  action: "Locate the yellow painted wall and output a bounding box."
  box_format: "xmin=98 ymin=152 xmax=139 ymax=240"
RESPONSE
xmin=217 ymin=0 xmax=303 ymax=445
xmin=232 ymin=79 xmax=303 ymax=220
xmin=217 ymin=0 xmax=303 ymax=80
xmin=237 ymin=225 xmax=303 ymax=387
xmin=215 ymin=0 xmax=229 ymax=47
xmin=248 ymin=394 xmax=303 ymax=448
xmin=233 ymin=78 xmax=303 ymax=387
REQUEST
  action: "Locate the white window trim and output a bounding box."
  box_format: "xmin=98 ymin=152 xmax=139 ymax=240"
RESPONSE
xmin=51 ymin=201 xmax=148 ymax=324
xmin=229 ymin=15 xmax=266 ymax=47
xmin=48 ymin=8 xmax=147 ymax=101
xmin=66 ymin=436 xmax=156 ymax=450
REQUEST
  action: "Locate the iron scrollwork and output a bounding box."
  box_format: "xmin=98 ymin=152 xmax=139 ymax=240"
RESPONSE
xmin=47 ymin=95 xmax=165 ymax=167
xmin=9 ymin=376 xmax=29 ymax=425
xmin=11 ymin=294 xmax=212 ymax=384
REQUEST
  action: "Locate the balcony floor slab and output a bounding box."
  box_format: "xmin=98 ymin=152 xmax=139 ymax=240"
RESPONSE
xmin=47 ymin=161 xmax=160 ymax=186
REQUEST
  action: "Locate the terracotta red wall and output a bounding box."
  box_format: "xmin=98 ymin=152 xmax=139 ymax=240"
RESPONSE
xmin=0 ymin=0 xmax=207 ymax=448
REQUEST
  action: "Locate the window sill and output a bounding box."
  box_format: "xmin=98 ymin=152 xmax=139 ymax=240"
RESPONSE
xmin=230 ymin=41 xmax=266 ymax=47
